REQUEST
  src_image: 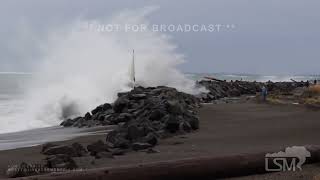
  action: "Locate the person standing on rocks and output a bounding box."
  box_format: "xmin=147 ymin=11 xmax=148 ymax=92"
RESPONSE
xmin=261 ymin=86 xmax=268 ymax=101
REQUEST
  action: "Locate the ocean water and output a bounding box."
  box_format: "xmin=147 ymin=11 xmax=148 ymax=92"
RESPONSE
xmin=0 ymin=73 xmax=32 ymax=134
xmin=0 ymin=73 xmax=116 ymax=150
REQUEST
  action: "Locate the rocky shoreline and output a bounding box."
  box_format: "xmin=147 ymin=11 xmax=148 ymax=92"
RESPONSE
xmin=6 ymin=80 xmax=314 ymax=178
xmin=62 ymin=86 xmax=199 ymax=152
xmin=61 ymin=80 xmax=311 ymax=129
xmin=197 ymin=80 xmax=310 ymax=103
xmin=7 ymin=86 xmax=201 ymax=177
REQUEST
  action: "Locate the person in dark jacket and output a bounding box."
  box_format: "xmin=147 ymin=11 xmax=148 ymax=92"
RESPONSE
xmin=261 ymin=86 xmax=268 ymax=101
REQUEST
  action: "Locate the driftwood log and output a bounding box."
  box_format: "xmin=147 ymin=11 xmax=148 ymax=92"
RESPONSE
xmin=203 ymin=76 xmax=224 ymax=82
xmin=12 ymin=145 xmax=320 ymax=180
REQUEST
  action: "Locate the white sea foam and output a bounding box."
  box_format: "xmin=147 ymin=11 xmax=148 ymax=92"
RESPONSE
xmin=0 ymin=7 xmax=204 ymax=134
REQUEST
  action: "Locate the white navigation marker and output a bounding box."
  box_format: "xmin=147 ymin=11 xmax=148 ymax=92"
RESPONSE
xmin=129 ymin=49 xmax=136 ymax=88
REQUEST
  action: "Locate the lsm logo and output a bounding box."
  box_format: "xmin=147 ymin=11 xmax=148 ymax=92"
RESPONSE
xmin=265 ymin=146 xmax=311 ymax=172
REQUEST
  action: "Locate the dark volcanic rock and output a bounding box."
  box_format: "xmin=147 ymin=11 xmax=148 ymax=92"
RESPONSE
xmin=149 ymin=109 xmax=166 ymax=120
xmin=72 ymin=142 xmax=88 ymax=157
xmin=186 ymin=115 xmax=199 ymax=130
xmin=130 ymin=93 xmax=147 ymax=100
xmin=91 ymin=103 xmax=112 ymax=115
xmin=166 ymin=100 xmax=184 ymax=115
xmin=41 ymin=143 xmax=83 ymax=172
xmin=116 ymin=113 xmax=133 ymax=123
xmin=61 ymin=86 xmax=200 ymax=154
xmin=58 ymin=82 xmax=310 ymax=156
xmin=95 ymin=152 xmax=113 ymax=159
xmin=84 ymin=112 xmax=92 ymax=120
xmin=45 ymin=154 xmax=77 ymax=169
xmin=164 ymin=115 xmax=181 ymax=133
xmin=87 ymin=140 xmax=109 ymax=156
xmin=60 ymin=117 xmax=78 ymax=127
xmin=179 ymin=121 xmax=192 ymax=133
xmin=42 ymin=143 xmax=87 ymax=157
xmin=197 ymin=80 xmax=310 ymax=103
xmin=140 ymin=133 xmax=158 ymax=146
xmin=113 ymin=96 xmax=130 ymax=113
xmin=127 ymin=125 xmax=145 ymax=140
xmin=106 ymin=131 xmax=130 ymax=149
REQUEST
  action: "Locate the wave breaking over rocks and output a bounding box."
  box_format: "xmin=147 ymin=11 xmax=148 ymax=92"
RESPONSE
xmin=61 ymin=86 xmax=200 ymax=151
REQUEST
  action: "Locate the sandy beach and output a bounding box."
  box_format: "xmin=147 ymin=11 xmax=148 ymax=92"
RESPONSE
xmin=1 ymin=101 xmax=320 ymax=179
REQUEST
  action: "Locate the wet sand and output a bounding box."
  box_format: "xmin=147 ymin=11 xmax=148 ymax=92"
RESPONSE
xmin=227 ymin=162 xmax=320 ymax=180
xmin=0 ymin=102 xmax=320 ymax=179
xmin=0 ymin=126 xmax=114 ymax=151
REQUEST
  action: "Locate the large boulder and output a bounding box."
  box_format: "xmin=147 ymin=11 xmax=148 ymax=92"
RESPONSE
xmin=127 ymin=125 xmax=145 ymax=140
xmin=139 ymin=133 xmax=158 ymax=146
xmin=72 ymin=142 xmax=88 ymax=157
xmin=91 ymin=103 xmax=112 ymax=115
xmin=115 ymin=113 xmax=133 ymax=123
xmin=60 ymin=117 xmax=82 ymax=127
xmin=106 ymin=130 xmax=130 ymax=149
xmin=149 ymin=109 xmax=166 ymax=121
xmin=166 ymin=100 xmax=184 ymax=115
xmin=87 ymin=140 xmax=109 ymax=156
xmin=113 ymin=95 xmax=130 ymax=113
xmin=45 ymin=154 xmax=77 ymax=169
xmin=164 ymin=115 xmax=180 ymax=133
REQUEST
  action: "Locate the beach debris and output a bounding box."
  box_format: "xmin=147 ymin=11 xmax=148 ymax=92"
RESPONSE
xmin=203 ymin=76 xmax=224 ymax=82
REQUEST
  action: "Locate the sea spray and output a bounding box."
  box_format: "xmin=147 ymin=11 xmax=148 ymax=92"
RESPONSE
xmin=0 ymin=8 xmax=205 ymax=133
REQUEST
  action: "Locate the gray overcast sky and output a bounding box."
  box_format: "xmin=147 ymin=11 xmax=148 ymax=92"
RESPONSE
xmin=0 ymin=0 xmax=319 ymax=75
